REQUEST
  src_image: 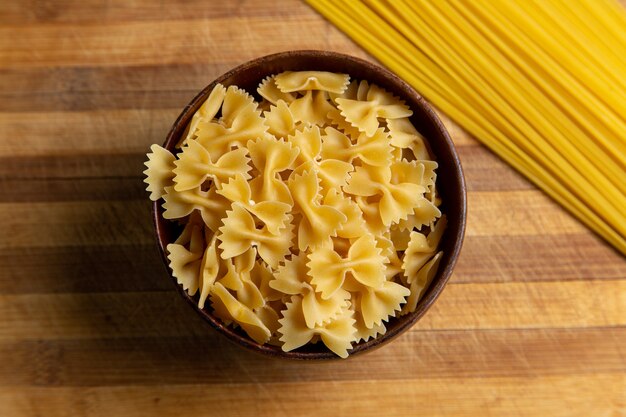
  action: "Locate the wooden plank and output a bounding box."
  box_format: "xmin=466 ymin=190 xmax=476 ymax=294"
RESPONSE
xmin=0 ymin=200 xmax=154 ymax=249
xmin=0 ymin=178 xmax=145 ymax=202
xmin=0 ymin=17 xmax=363 ymax=69
xmin=0 ymin=147 xmax=526 ymax=198
xmin=0 ymin=64 xmax=236 ymax=112
xmin=0 ymin=90 xmax=196 ymax=112
xmin=0 ymin=191 xmax=588 ymax=250
xmin=437 ymin=111 xmax=480 ymax=146
xmin=457 ymin=145 xmax=532 ymax=191
xmin=0 ymin=110 xmax=178 ymax=156
xmin=0 ymin=154 xmax=144 ymax=179
xmin=0 ymin=328 xmax=623 ymax=386
xmin=1 ymin=374 xmax=623 ymax=417
xmin=0 ymin=246 xmax=170 ymax=294
xmin=0 ymin=109 xmax=476 ymax=155
xmin=454 ymin=234 xmax=626 ymax=283
xmin=0 ymin=0 xmax=314 ymax=24
xmin=0 ymin=280 xmax=622 ymax=342
xmin=467 ymin=190 xmax=586 ymax=236
xmin=0 ymin=232 xmax=623 ymax=295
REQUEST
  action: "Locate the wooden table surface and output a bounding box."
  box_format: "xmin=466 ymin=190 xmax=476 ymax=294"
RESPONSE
xmin=1 ymin=1 xmax=624 ymax=416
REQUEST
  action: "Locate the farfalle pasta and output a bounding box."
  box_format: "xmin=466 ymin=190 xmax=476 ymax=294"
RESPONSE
xmin=144 ymin=71 xmax=446 ymax=358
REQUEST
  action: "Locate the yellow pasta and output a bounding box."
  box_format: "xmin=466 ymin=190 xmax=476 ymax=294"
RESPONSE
xmin=145 ymin=71 xmax=446 ymax=357
xmin=306 ymin=0 xmax=626 ymax=255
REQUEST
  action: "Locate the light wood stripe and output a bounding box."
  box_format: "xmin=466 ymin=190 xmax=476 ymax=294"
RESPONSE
xmin=454 ymin=234 xmax=626 ymax=283
xmin=0 ymin=17 xmax=363 ymax=69
xmin=0 ymin=110 xmax=178 ymax=156
xmin=0 ymin=280 xmax=622 ymax=342
xmin=467 ymin=190 xmax=587 ymax=236
xmin=0 ymin=110 xmax=480 ymax=155
xmin=0 ymin=0 xmax=314 ymax=24
xmin=0 ymin=329 xmax=622 ymax=385
xmin=1 ymin=374 xmax=623 ymax=417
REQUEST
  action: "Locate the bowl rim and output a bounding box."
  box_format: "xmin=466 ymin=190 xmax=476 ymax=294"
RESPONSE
xmin=152 ymin=50 xmax=467 ymax=360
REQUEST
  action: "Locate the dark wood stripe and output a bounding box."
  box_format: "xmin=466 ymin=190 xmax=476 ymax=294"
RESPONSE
xmin=0 ymin=178 xmax=146 ymax=202
xmin=0 ymin=199 xmax=155 ymax=249
xmin=0 ymin=327 xmax=622 ymax=386
xmin=0 ymin=246 xmax=169 ymax=294
xmin=0 ymin=154 xmax=145 ymax=179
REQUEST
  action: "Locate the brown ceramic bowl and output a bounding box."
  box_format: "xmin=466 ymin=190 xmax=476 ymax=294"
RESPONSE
xmin=153 ymin=50 xmax=466 ymax=360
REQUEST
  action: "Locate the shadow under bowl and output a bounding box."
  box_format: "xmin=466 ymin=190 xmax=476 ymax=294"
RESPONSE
xmin=153 ymin=50 xmax=467 ymax=360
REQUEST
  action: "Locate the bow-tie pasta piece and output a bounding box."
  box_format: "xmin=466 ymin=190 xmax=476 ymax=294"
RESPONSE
xmin=403 ymin=216 xmax=447 ymax=281
xmin=197 ymin=233 xmax=222 ymax=309
xmin=374 ymin=233 xmax=404 ymax=280
xmin=345 ymin=164 xmax=426 ymax=226
xmin=172 ymin=140 xmax=251 ymax=191
xmin=352 ymin=304 xmax=387 ymax=343
xmin=248 ymin=136 xmax=299 ymax=205
xmin=218 ymin=204 xmax=294 ymax=268
xmin=289 ymin=90 xmax=335 ymax=126
xmin=180 ymin=83 xmax=227 ymax=147
xmin=217 ymin=248 xmax=265 ymax=311
xmin=336 ymin=83 xmax=412 ymax=137
xmin=288 ymin=127 xmax=353 ymax=193
xmin=162 ymin=185 xmax=230 ymax=232
xmin=145 ymin=70 xmax=446 ymax=358
xmin=386 ymin=117 xmax=431 ymax=161
xmin=323 ymin=188 xmax=367 ymax=239
xmin=302 ymin=287 xmax=351 ymax=330
xmin=195 ymin=86 xmax=268 ymax=160
xmin=274 ymin=71 xmax=350 ymax=94
xmin=329 ymin=79 xmax=359 ymax=103
xmin=308 ymin=233 xmax=386 ymax=300
xmin=278 ymin=295 xmax=356 ymax=358
xmin=289 ymin=125 xmax=322 ymax=168
xmin=401 ymin=251 xmax=443 ymax=315
xmin=322 ymin=127 xmax=392 ymax=167
xmin=293 ymin=159 xmax=353 ymax=195
xmin=210 ymin=282 xmax=272 ymax=344
xmin=358 ymin=280 xmax=411 ymax=329
xmin=166 ymin=225 xmax=205 ymax=295
xmin=271 ymin=253 xmax=311 ymax=296
xmin=144 ymin=145 xmax=176 ymax=201
xmin=263 ymin=100 xmax=298 ymax=139
xmin=272 ymin=253 xmax=350 ymax=329
xmin=250 ymin=259 xmax=283 ymax=302
xmin=258 ymin=75 xmax=297 ymax=105
xmin=288 ymin=169 xmax=347 ymax=251
xmin=327 ymin=107 xmax=363 ymax=140
xmin=354 ymin=195 xmax=387 ymax=235
xmin=217 ymin=174 xmax=291 ymax=235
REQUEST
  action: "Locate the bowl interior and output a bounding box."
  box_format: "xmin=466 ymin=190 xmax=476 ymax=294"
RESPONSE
xmin=153 ymin=50 xmax=467 ymax=360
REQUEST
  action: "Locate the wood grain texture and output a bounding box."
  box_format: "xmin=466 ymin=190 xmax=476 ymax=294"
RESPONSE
xmin=0 ymin=0 xmax=624 ymax=415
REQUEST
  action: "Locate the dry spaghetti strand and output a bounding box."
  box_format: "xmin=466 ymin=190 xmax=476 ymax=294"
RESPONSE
xmin=306 ymin=0 xmax=626 ymax=255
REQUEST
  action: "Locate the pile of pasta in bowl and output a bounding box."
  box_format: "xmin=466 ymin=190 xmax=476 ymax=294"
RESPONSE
xmin=144 ymin=71 xmax=445 ymax=358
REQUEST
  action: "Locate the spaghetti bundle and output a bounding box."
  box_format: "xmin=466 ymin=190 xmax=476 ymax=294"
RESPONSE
xmin=306 ymin=0 xmax=626 ymax=255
